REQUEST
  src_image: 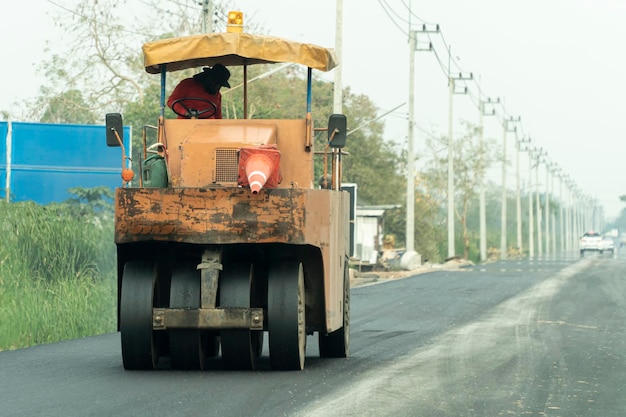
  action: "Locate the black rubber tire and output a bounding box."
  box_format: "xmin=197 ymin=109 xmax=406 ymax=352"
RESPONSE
xmin=219 ymin=261 xmax=263 ymax=370
xmin=319 ymin=263 xmax=350 ymax=358
xmin=268 ymin=261 xmax=306 ymax=370
xmin=169 ymin=261 xmax=207 ymax=370
xmin=120 ymin=261 xmax=160 ymax=370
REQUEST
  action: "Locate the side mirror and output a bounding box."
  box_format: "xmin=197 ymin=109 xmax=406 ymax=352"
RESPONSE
xmin=106 ymin=113 xmax=124 ymax=147
xmin=327 ymin=114 xmax=347 ymax=148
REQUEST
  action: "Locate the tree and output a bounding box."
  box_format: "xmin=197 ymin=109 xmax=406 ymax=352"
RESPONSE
xmin=10 ymin=0 xmax=446 ymax=264
xmin=7 ymin=0 xmax=201 ymax=123
xmin=422 ymin=120 xmax=499 ymax=259
xmin=40 ymin=90 xmax=98 ymax=124
xmin=608 ymin=196 xmax=626 ymax=232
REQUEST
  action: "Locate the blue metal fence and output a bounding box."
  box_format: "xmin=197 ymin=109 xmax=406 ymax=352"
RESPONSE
xmin=0 ymin=121 xmax=131 ymax=204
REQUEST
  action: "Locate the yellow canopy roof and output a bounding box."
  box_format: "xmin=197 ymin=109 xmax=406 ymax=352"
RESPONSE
xmin=143 ymin=32 xmax=338 ymax=74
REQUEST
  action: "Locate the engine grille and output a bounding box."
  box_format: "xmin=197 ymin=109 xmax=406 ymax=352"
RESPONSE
xmin=214 ymin=148 xmax=239 ymax=183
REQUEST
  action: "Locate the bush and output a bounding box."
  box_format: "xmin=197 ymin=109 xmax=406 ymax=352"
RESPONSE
xmin=0 ymin=189 xmax=117 ymax=350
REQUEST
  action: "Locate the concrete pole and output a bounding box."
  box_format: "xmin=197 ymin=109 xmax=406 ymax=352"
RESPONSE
xmin=572 ymin=192 xmax=577 ymax=252
xmin=515 ymin=130 xmax=522 ymax=254
xmin=576 ymin=196 xmax=580 ymax=240
xmin=535 ymin=151 xmax=543 ymax=256
xmin=333 ymin=0 xmax=343 ymax=114
xmin=580 ymin=196 xmax=584 ymax=236
xmin=578 ymin=194 xmax=583 ymax=243
xmin=477 ymin=96 xmax=496 ymax=262
xmin=406 ymin=30 xmax=416 ymax=252
xmin=202 ymin=0 xmax=213 ymax=33
xmin=549 ymin=167 xmax=556 ymax=254
xmin=579 ymin=198 xmax=584 ymax=233
xmin=544 ymin=162 xmax=550 ymax=256
xmin=574 ymin=193 xmax=581 ymax=243
xmin=565 ymin=178 xmax=572 ymax=252
xmin=447 ymin=76 xmax=455 ymax=258
xmin=551 ymin=186 xmax=557 ymax=255
xmin=500 ymin=120 xmax=508 ymax=259
xmin=559 ymin=173 xmax=564 ymax=252
xmin=550 ymin=167 xmax=561 ymax=254
xmin=527 ymin=148 xmax=534 ymax=258
xmin=478 ymin=101 xmax=487 ymax=262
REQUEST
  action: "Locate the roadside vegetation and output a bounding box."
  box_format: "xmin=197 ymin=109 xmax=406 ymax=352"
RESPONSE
xmin=0 ymin=188 xmax=117 ymax=350
xmin=0 ymin=0 xmax=603 ymax=350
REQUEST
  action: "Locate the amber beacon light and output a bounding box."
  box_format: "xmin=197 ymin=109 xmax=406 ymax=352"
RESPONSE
xmin=227 ymin=11 xmax=244 ymax=33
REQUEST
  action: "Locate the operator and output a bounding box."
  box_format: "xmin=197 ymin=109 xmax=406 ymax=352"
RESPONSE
xmin=167 ymin=63 xmax=231 ymax=119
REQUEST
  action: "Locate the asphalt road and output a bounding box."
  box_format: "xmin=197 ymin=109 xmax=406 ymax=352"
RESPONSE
xmin=1 ymin=252 xmax=625 ymax=417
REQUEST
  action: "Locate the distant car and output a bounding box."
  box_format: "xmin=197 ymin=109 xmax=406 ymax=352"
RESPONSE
xmin=579 ymin=231 xmax=603 ymax=256
xmin=620 ymin=233 xmax=626 ymax=248
xmin=601 ymin=236 xmax=615 ymax=254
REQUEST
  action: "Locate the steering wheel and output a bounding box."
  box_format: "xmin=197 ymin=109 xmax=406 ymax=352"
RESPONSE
xmin=170 ymin=97 xmax=217 ymax=119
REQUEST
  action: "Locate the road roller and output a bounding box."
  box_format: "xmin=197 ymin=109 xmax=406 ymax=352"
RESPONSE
xmin=105 ymin=16 xmax=350 ymax=370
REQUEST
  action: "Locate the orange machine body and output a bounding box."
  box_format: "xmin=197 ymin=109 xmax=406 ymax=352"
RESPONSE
xmin=109 ymin=29 xmax=349 ymax=371
xmin=115 ymin=119 xmax=350 ymax=332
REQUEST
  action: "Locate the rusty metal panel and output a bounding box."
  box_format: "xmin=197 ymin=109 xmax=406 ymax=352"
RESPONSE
xmin=115 ymin=187 xmax=308 ymax=244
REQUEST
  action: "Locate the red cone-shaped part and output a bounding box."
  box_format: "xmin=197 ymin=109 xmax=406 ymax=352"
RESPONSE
xmin=245 ymin=153 xmax=273 ymax=194
xmin=238 ymin=145 xmax=282 ymax=194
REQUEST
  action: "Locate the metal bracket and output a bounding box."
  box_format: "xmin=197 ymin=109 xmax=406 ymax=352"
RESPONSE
xmin=153 ymin=307 xmax=264 ymax=330
xmin=198 ymin=249 xmax=222 ymax=309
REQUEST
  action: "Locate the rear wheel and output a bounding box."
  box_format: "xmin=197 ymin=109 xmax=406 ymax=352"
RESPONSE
xmin=319 ymin=262 xmax=350 ymax=358
xmin=169 ymin=261 xmax=211 ymax=370
xmin=120 ymin=261 xmax=162 ymax=370
xmin=268 ymin=261 xmax=306 ymax=370
xmin=219 ymin=261 xmax=264 ymax=370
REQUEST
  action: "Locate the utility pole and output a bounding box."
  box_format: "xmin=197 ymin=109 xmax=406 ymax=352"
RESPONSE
xmin=535 ymin=148 xmax=545 ymax=256
xmin=551 ymin=165 xmax=558 ymax=254
xmin=333 ymin=0 xmax=343 ymax=114
xmin=406 ymin=23 xmax=438 ymax=253
xmin=515 ymin=128 xmax=522 ymax=255
xmin=573 ymin=187 xmax=581 ymax=246
xmin=519 ymin=136 xmax=532 ymax=257
xmin=201 ymin=0 xmax=213 ymax=33
xmin=407 ymin=30 xmax=416 ymax=253
xmin=528 ymin=145 xmax=535 ymax=258
xmin=544 ymin=159 xmax=551 ymax=256
xmin=551 ymin=167 xmax=557 ymax=254
xmin=551 ymin=165 xmax=561 ymax=254
xmin=447 ymin=74 xmax=455 ymax=259
xmin=557 ymin=170 xmax=564 ymax=252
xmin=575 ymin=193 xmax=581 ymax=237
xmin=565 ymin=176 xmax=573 ymax=251
xmin=477 ymin=96 xmax=498 ymax=262
xmin=447 ymin=70 xmax=473 ymax=258
xmin=501 ymin=115 xmax=519 ymax=259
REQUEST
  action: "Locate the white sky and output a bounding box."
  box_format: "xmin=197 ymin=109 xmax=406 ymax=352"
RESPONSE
xmin=3 ymin=0 xmax=626 ymax=220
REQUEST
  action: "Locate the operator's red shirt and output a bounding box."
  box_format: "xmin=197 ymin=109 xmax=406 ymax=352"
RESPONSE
xmin=167 ymin=78 xmax=223 ymax=119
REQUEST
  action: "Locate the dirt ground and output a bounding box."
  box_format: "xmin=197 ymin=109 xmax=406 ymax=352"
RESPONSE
xmin=350 ymin=258 xmax=475 ymax=287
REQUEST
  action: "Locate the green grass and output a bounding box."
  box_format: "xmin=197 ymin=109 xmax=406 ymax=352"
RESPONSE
xmin=0 ymin=197 xmax=117 ymax=351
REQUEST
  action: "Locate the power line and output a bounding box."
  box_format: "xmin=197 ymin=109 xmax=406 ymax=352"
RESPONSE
xmin=399 ymin=0 xmax=437 ymax=25
xmin=380 ymin=0 xmax=412 ymax=26
xmin=377 ymin=0 xmax=409 ymax=37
